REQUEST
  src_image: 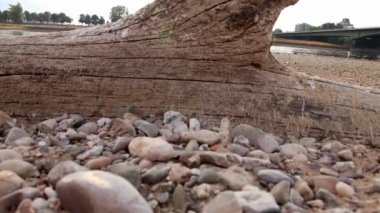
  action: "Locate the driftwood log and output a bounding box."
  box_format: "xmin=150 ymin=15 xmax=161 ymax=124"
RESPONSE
xmin=0 ymin=0 xmax=379 ymax=142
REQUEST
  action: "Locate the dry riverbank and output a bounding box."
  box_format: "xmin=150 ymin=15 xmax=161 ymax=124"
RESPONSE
xmin=273 ymin=52 xmax=380 ymax=89
xmin=0 ymin=23 xmax=81 ymax=31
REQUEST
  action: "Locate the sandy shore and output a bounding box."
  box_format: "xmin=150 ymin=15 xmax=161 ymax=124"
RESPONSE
xmin=273 ymin=52 xmax=380 ymax=89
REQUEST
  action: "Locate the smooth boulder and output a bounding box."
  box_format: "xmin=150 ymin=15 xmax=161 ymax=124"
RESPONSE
xmin=129 ymin=137 xmax=176 ymax=161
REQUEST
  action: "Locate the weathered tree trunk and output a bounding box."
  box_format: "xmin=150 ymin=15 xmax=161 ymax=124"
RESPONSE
xmin=0 ymin=0 xmax=379 ymax=142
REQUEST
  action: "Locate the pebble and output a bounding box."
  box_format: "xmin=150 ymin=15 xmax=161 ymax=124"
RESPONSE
xmin=133 ymin=120 xmax=159 ymax=137
xmin=96 ymin=117 xmax=112 ymax=127
xmin=0 ymin=187 xmax=40 ymax=211
xmin=44 ymin=187 xmax=57 ymax=199
xmin=219 ymin=117 xmax=231 ymax=145
xmin=311 ymin=175 xmax=338 ymax=193
xmin=320 ymin=167 xmax=339 ymax=177
xmin=227 ymin=143 xmax=250 ymax=156
xmin=77 ymin=122 xmax=98 ymax=135
xmin=108 ymin=163 xmax=141 ymax=189
xmin=307 ymin=199 xmax=324 ymax=209
xmin=198 ymin=169 xmax=222 ymax=184
xmin=337 ymin=150 xmax=354 ymax=161
xmin=155 ymin=192 xmax=170 ymax=204
xmin=169 ymin=164 xmax=192 ymax=184
xmin=247 ymin=150 xmax=270 ymax=160
xmin=0 ymin=149 xmax=23 ymax=162
xmin=290 ymin=188 xmax=304 ymax=206
xmin=189 ymin=118 xmax=201 ymax=132
xmin=129 ymin=137 xmax=176 ymax=161
xmin=163 ymin=111 xmax=185 ymax=126
xmin=372 ymin=178 xmax=380 ymax=193
xmin=321 ymin=141 xmax=345 ymax=152
xmin=270 ymin=180 xmax=290 ymax=205
xmin=4 ymin=127 xmax=31 ymax=146
xmin=37 ymin=119 xmax=58 ymax=133
xmin=256 ymin=134 xmax=279 ymax=153
xmin=203 ymin=186 xmax=279 ymax=213
xmin=180 ymin=130 xmax=221 ymax=145
xmin=293 ymin=153 xmax=308 ymax=162
xmin=233 ymin=135 xmax=250 ymax=147
xmin=0 ymin=159 xmax=36 ymax=178
xmin=0 ymin=170 xmax=24 ymax=198
xmin=85 ymin=157 xmax=112 ymax=170
xmin=257 ymin=169 xmax=294 ymax=184
xmin=332 ymin=161 xmax=355 ymax=173
xmin=31 ymin=198 xmax=49 ymax=211
xmin=279 ymin=144 xmax=307 ymax=158
xmin=56 ymin=171 xmax=152 ymax=213
xmin=141 ymin=164 xmax=171 ymax=184
xmin=299 ymin=137 xmax=316 ymax=147
xmin=77 ymin=145 xmax=104 ymax=160
xmin=335 ymin=182 xmax=355 ymax=197
xmin=111 ymin=118 xmax=136 ymax=136
xmin=47 ymin=161 xmax=88 ymax=185
xmin=231 ymin=124 xmax=265 ymax=147
xmin=295 ymin=178 xmax=314 ymax=201
xmin=112 ymin=137 xmax=132 ymax=153
xmin=172 ymin=184 xmax=188 ymax=211
xmin=316 ymin=189 xmax=342 ymax=208
xmin=220 ymin=166 xmax=255 ymax=190
xmin=193 ymin=183 xmax=212 ymax=199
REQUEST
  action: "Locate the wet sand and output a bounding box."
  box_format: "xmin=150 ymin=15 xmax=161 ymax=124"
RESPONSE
xmin=273 ymin=52 xmax=380 ymax=89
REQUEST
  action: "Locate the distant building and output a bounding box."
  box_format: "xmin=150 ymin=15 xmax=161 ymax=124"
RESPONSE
xmin=339 ymin=18 xmax=354 ymax=29
xmin=295 ymin=23 xmax=311 ymax=32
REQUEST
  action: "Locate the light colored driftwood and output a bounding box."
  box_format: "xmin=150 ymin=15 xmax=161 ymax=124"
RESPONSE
xmin=0 ymin=0 xmax=379 ymax=142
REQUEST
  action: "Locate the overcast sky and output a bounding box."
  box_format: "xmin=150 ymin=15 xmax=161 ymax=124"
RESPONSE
xmin=0 ymin=0 xmax=379 ymax=31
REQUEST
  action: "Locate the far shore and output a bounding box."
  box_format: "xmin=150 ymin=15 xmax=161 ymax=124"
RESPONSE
xmin=273 ymin=38 xmax=347 ymax=49
xmin=0 ymin=22 xmax=83 ymax=31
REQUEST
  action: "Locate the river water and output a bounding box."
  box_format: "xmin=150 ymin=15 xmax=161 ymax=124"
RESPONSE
xmin=0 ymin=29 xmax=45 ymax=37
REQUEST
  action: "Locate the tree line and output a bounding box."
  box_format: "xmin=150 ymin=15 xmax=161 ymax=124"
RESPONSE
xmin=0 ymin=3 xmax=72 ymax=24
xmin=79 ymin=14 xmax=105 ymax=26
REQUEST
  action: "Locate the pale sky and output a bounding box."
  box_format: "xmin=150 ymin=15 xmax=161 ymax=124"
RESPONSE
xmin=0 ymin=0 xmax=379 ymax=31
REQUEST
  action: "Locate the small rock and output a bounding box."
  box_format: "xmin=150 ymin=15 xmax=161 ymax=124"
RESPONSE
xmin=172 ymin=184 xmax=189 ymax=211
xmin=163 ymin=111 xmax=185 ymax=126
xmin=316 ymin=189 xmax=342 ymax=208
xmin=169 ymin=164 xmax=192 ymax=184
xmin=352 ymin=145 xmax=366 ymax=155
xmin=47 ymin=161 xmax=88 ymax=185
xmin=0 ymin=159 xmax=36 ymax=178
xmin=0 ymin=110 xmax=15 ymax=130
xmin=109 ymin=163 xmax=141 ymax=189
xmin=227 ymin=143 xmax=250 ymax=156
xmin=133 ymin=120 xmax=159 ymax=137
xmin=282 ymin=202 xmax=306 ymax=213
xmin=242 ymin=157 xmax=271 ymax=170
xmin=0 ymin=187 xmax=40 ymax=212
xmin=335 ymin=182 xmax=355 ymax=198
xmin=220 ymin=166 xmax=255 ymax=190
xmin=189 ymin=118 xmax=201 ymax=132
xmin=112 ymin=137 xmax=132 ymax=153
xmin=233 ymin=135 xmax=250 ymax=147
xmin=0 ymin=170 xmax=24 ymax=198
xmin=85 ymin=157 xmax=112 ymax=170
xmin=332 ymin=162 xmax=355 ymax=173
xmin=270 ymin=180 xmax=290 ymax=205
xmin=56 ymin=171 xmax=152 ymax=213
xmin=96 ymin=117 xmax=112 ymax=127
xmin=155 ymin=192 xmax=170 ymax=204
xmin=219 ymin=117 xmax=232 ymax=145
xmin=173 ymin=123 xmax=189 ymax=134
xmin=141 ymin=164 xmax=171 ymax=184
xmin=0 ymin=149 xmax=22 ymax=162
xmin=307 ymin=199 xmax=324 ymax=209
xmin=320 ymin=167 xmax=339 ymax=177
xmin=337 ymin=150 xmax=354 ymax=161
xmin=299 ymin=137 xmax=316 ymax=147
xmin=37 ymin=119 xmax=58 ymax=133
xmin=247 ymin=150 xmax=270 ymax=160
xmin=293 ymin=154 xmax=308 ymax=163
xmin=129 ymin=137 xmax=176 ymax=161
xmin=77 ymin=145 xmax=104 ymax=160
xmin=256 ymin=134 xmax=279 ymax=153
xmin=111 ymin=118 xmax=136 ymax=136
xmin=193 ymin=183 xmax=212 ymax=200
xmin=311 ymin=175 xmax=338 ymax=194
xmin=16 ymin=199 xmax=34 ymax=213
xmin=77 ymin=122 xmax=98 ymax=135
xmin=185 ymin=140 xmax=199 ymax=151
xmin=31 ymin=198 xmax=49 ymax=211
xmin=279 ymin=144 xmax=307 ymax=158
xmin=5 ymin=127 xmax=30 ymax=146
xmin=295 ymin=178 xmax=314 ymax=201
xmin=203 ymin=186 xmax=279 ymax=213
xmin=290 ymin=188 xmax=304 ymax=206
xmin=181 ymin=130 xmax=221 ymax=145
xmin=44 ymin=187 xmax=57 ymax=199
xmin=257 ymin=169 xmax=294 ymax=184
xmin=13 ymin=137 xmax=34 ymax=147
xmin=231 ymin=124 xmax=265 ymax=147
xmin=372 ymin=178 xmax=380 ymax=193
xmin=321 ymin=141 xmax=345 ymax=152
xmin=198 ymin=169 xmax=222 ymax=184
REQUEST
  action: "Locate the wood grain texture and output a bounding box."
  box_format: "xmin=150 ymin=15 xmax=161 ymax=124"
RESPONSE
xmin=0 ymin=0 xmax=379 ymax=141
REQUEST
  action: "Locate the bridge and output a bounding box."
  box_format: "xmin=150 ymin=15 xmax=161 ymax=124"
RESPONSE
xmin=273 ymin=27 xmax=380 ymax=58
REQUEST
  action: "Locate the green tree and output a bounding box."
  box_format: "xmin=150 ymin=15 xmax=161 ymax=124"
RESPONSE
xmin=43 ymin=11 xmax=51 ymax=23
xmin=30 ymin=12 xmax=38 ymax=23
xmin=64 ymin=16 xmax=72 ymax=24
xmin=8 ymin=3 xmax=23 ymax=23
xmin=321 ymin=22 xmax=336 ymax=30
xmin=24 ymin=10 xmax=30 ymax=23
xmin=58 ymin=12 xmax=66 ymax=24
xmin=79 ymin=14 xmax=85 ymax=25
xmin=91 ymin=14 xmax=99 ymax=25
xmin=274 ymin=28 xmax=283 ymax=33
xmin=51 ymin=13 xmax=59 ymax=24
xmin=110 ymin=5 xmax=127 ymax=22
xmin=38 ymin=13 xmax=44 ymax=23
xmin=98 ymin=16 xmax=105 ymax=25
xmin=84 ymin=14 xmax=91 ymax=25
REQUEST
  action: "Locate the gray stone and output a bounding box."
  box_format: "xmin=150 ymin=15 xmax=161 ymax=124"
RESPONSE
xmin=108 ymin=163 xmax=141 ymax=189
xmin=192 ymin=183 xmax=212 ymax=200
xmin=282 ymin=202 xmax=306 ymax=213
xmin=311 ymin=175 xmax=338 ymax=194
xmin=57 ymin=171 xmax=152 ymax=213
xmin=337 ymin=150 xmax=354 ymax=161
xmin=0 ymin=170 xmax=24 ymax=198
xmin=256 ymin=134 xmax=279 ymax=153
xmin=335 ymin=182 xmax=355 ymax=198
xmin=141 ymin=164 xmax=171 ymax=184
xmin=299 ymin=137 xmax=316 ymax=147
xmin=231 ymin=124 xmax=265 ymax=147
xmin=112 ymin=137 xmax=132 ymax=153
xmin=156 ymin=192 xmax=170 ymax=204
xmin=5 ymin=127 xmax=31 ymax=146
xmin=133 ymin=120 xmax=159 ymax=137
xmin=0 ymin=149 xmax=22 ymax=162
xmin=203 ymin=186 xmax=280 ymax=213
xmin=47 ymin=161 xmax=88 ymax=185
xmin=270 ymin=180 xmax=290 ymax=205
xmin=316 ymin=189 xmax=342 ymax=208
xmin=295 ymin=178 xmax=314 ymax=201
xmin=0 ymin=159 xmax=36 ymax=178
xmin=227 ymin=143 xmax=250 ymax=156
xmin=279 ymin=144 xmax=307 ymax=158
xmin=37 ymin=119 xmax=58 ymax=133
xmin=189 ymin=118 xmax=201 ymax=132
xmin=163 ymin=111 xmax=186 ymax=126
xmin=111 ymin=118 xmax=136 ymax=136
xmin=96 ymin=117 xmax=112 ymax=127
xmin=233 ymin=135 xmax=250 ymax=147
xmin=372 ymin=178 xmax=380 ymax=193
xmin=257 ymin=169 xmax=294 ymax=184
xmin=0 ymin=187 xmax=39 ymax=212
xmin=172 ymin=184 xmax=189 ymax=211
xmin=332 ymin=162 xmax=355 ymax=173
xmin=219 ymin=166 xmax=255 ymax=190
xmin=290 ymin=188 xmax=304 ymax=206
xmin=181 ymin=130 xmax=221 ymax=145
xmin=32 ymin=198 xmax=49 ymax=211
xmin=85 ymin=157 xmax=112 ymax=170
xmin=77 ymin=145 xmax=104 ymax=160
xmin=77 ymin=122 xmax=98 ymax=135
xmin=198 ymin=169 xmax=223 ymax=184
xmin=321 ymin=141 xmax=345 ymax=152
xmin=129 ymin=137 xmax=176 ymax=161
xmin=185 ymin=140 xmax=199 ymax=151
xmin=247 ymin=150 xmax=270 ymax=160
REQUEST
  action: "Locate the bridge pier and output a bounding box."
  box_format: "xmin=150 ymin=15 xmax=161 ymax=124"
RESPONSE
xmin=350 ymin=35 xmax=380 ymax=59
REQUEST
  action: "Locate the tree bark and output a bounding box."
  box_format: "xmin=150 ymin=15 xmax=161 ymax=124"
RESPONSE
xmin=0 ymin=0 xmax=379 ymax=142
